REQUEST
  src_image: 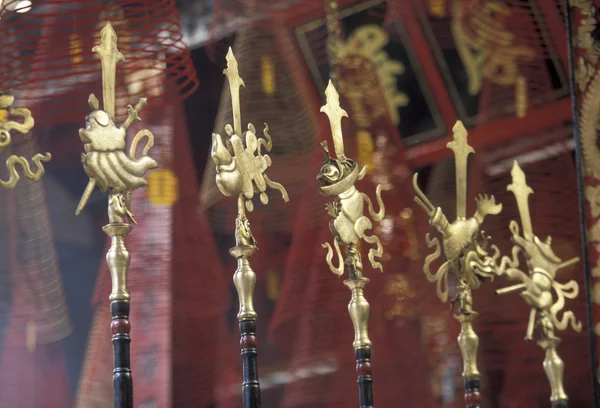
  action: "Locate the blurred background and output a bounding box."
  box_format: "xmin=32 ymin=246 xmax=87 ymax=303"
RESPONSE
xmin=0 ymin=0 xmax=598 ymax=407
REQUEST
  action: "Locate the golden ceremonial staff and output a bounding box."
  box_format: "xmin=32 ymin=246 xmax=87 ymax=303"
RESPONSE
xmin=210 ymin=47 xmax=289 ymax=408
xmin=413 ymin=121 xmax=502 ymax=408
xmin=75 ymin=22 xmax=158 ymax=408
xmin=0 ymin=93 xmax=50 ymax=189
xmin=317 ymin=80 xmax=385 ymax=408
xmin=496 ymin=161 xmax=582 ymax=408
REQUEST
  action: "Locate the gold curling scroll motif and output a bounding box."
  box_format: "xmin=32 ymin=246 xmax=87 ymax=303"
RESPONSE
xmin=0 ymin=94 xmax=50 ymax=189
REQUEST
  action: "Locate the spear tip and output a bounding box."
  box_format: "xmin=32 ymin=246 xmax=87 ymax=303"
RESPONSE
xmin=507 ymin=160 xmax=534 ymax=239
xmin=447 ymin=120 xmax=474 ymax=155
xmin=447 ymin=120 xmax=474 ymax=219
xmin=224 ymin=48 xmax=245 ymax=87
xmin=507 ymin=160 xmax=533 ymax=195
xmin=321 ymin=81 xmax=348 ymax=159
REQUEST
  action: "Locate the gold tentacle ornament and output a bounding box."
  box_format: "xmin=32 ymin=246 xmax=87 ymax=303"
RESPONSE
xmin=495 ymin=161 xmax=581 ymax=406
xmin=413 ymin=121 xmax=502 ymax=405
xmin=0 ymin=93 xmax=50 ymax=189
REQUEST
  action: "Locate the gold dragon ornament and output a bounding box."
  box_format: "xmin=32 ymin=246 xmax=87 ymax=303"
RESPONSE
xmin=413 ymin=121 xmax=502 ymax=402
xmin=495 ymin=161 xmax=581 ymax=407
xmin=317 ymin=80 xmax=385 ymax=350
xmin=0 ymin=94 xmax=50 ymax=189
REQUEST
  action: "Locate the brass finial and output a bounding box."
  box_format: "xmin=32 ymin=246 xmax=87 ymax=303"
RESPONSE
xmin=317 ymin=80 xmax=385 ymax=349
xmin=0 ymin=93 xmax=50 ymax=189
xmin=446 ymin=121 xmax=474 ymax=219
xmin=413 ymin=120 xmax=501 ymax=399
xmin=496 ymin=161 xmax=581 ymax=405
xmin=211 ymin=47 xmax=288 ymax=320
xmin=224 ymin=48 xmax=245 ymax=137
xmin=93 ymin=22 xmax=124 ymax=118
xmin=77 ymin=22 xmax=157 ymax=302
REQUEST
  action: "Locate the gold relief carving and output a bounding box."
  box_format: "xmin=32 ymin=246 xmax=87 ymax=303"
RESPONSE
xmin=338 ymin=25 xmax=408 ymax=126
xmin=585 ymin=185 xmax=600 ymax=218
xmin=572 ymin=0 xmax=600 ymax=65
xmin=584 ymin=186 xmax=600 ymax=277
xmin=578 ymin=66 xmax=600 ymax=177
xmin=572 ymin=2 xmax=600 ymax=321
xmin=451 ymin=1 xmax=535 ymax=95
xmin=571 ymin=1 xmax=600 ymax=177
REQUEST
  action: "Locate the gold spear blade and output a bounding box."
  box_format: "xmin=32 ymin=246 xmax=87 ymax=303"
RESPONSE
xmin=224 ymin=48 xmax=246 ymax=136
xmin=507 ymin=161 xmax=534 ymax=240
xmin=447 ymin=121 xmax=474 ymax=219
xmin=93 ymin=22 xmax=124 ymax=118
xmin=321 ymin=80 xmax=348 ymax=160
xmin=75 ymin=179 xmax=96 ymax=216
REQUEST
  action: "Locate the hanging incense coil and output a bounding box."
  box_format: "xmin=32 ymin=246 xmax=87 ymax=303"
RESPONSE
xmin=0 ymin=0 xmax=197 ymax=128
